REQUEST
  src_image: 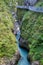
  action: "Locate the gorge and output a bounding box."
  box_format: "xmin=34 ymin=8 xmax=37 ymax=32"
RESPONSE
xmin=15 ymin=21 xmax=30 ymax=65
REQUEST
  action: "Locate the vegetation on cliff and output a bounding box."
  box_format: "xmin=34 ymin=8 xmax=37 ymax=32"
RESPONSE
xmin=0 ymin=0 xmax=17 ymax=58
xmin=20 ymin=2 xmax=43 ymax=65
xmin=4 ymin=0 xmax=17 ymax=12
xmin=17 ymin=0 xmax=27 ymax=21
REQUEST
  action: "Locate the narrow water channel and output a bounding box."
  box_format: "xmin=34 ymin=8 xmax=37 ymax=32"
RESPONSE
xmin=16 ymin=25 xmax=30 ymax=65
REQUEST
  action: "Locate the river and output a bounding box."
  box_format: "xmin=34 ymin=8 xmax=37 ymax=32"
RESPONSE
xmin=15 ymin=24 xmax=30 ymax=65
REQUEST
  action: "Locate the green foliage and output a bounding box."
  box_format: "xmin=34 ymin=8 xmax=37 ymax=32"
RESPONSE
xmin=4 ymin=0 xmax=17 ymax=12
xmin=17 ymin=0 xmax=24 ymax=5
xmin=17 ymin=9 xmax=27 ymax=21
xmin=17 ymin=0 xmax=28 ymax=21
xmin=0 ymin=0 xmax=17 ymax=58
xmin=21 ymin=2 xmax=43 ymax=65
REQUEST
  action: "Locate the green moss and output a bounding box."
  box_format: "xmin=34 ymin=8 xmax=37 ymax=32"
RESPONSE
xmin=21 ymin=2 xmax=43 ymax=65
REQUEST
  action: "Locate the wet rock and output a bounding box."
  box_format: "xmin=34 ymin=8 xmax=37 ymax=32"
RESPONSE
xmin=31 ymin=61 xmax=39 ymax=65
xmin=14 ymin=21 xmax=20 ymax=35
xmin=19 ymin=36 xmax=29 ymax=51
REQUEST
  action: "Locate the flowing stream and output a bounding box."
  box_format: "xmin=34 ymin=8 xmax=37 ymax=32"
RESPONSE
xmin=15 ymin=24 xmax=30 ymax=65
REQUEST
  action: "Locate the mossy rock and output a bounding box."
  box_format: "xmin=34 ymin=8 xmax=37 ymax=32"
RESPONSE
xmin=20 ymin=2 xmax=43 ymax=65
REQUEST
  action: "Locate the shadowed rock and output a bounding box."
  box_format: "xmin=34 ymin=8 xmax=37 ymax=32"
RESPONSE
xmin=19 ymin=36 xmax=29 ymax=51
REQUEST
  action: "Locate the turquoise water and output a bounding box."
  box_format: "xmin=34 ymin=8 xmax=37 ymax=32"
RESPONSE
xmin=18 ymin=58 xmax=30 ymax=65
xmin=18 ymin=46 xmax=30 ymax=65
xmin=18 ymin=45 xmax=28 ymax=58
xmin=16 ymin=30 xmax=30 ymax=65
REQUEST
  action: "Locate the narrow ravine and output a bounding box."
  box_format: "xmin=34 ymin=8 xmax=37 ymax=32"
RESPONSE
xmin=15 ymin=22 xmax=30 ymax=65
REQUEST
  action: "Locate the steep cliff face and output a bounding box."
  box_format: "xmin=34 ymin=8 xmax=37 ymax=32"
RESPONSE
xmin=20 ymin=1 xmax=43 ymax=65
